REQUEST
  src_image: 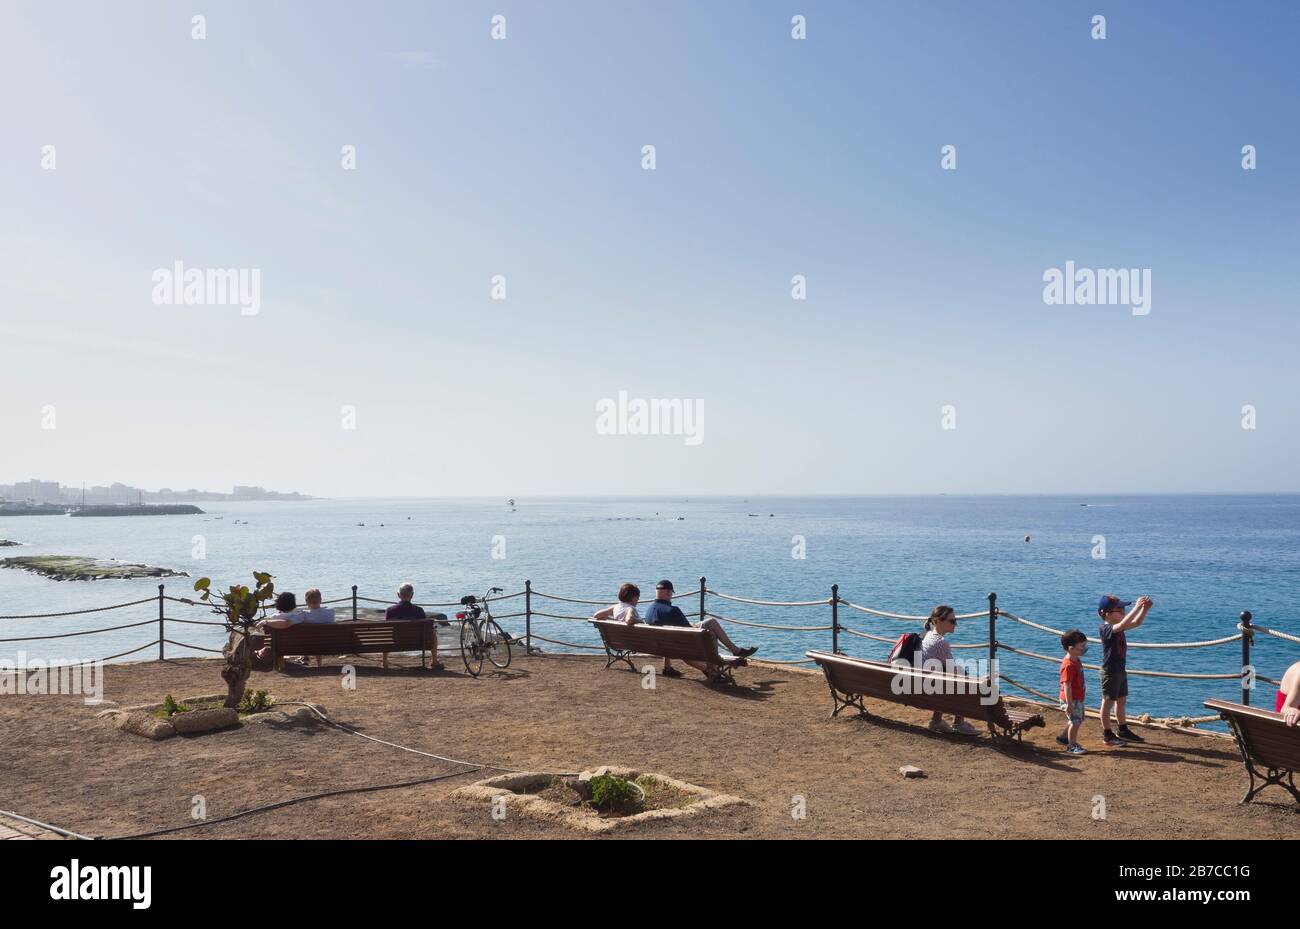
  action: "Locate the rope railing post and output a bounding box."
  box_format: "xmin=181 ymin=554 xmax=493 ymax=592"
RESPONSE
xmin=158 ymin=584 xmax=165 ymax=661
xmin=351 ymin=585 xmax=358 ymax=622
xmin=831 ymin=584 xmax=840 ymax=654
xmin=988 ymin=592 xmax=997 ymax=671
xmin=1241 ymin=610 xmax=1253 ymax=706
xmin=525 ymin=579 xmax=533 ymax=655
xmin=699 ymin=577 xmax=706 ymax=625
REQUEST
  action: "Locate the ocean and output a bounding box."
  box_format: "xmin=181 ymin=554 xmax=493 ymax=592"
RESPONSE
xmin=3 ymin=494 xmax=1298 ymax=723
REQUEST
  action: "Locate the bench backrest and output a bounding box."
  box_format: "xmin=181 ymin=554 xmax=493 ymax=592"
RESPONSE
xmin=591 ymin=620 xmax=723 ymax=664
xmin=1205 ymin=698 xmax=1300 ymax=771
xmin=807 ymin=650 xmax=1006 ymax=723
xmin=269 ymin=620 xmax=432 ymax=655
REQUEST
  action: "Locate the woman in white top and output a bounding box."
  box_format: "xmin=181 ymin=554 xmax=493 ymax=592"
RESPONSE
xmin=254 ymin=591 xmax=303 ymax=664
xmin=593 ymin=583 xmax=642 ymax=625
xmin=919 ymin=604 xmax=978 ymax=737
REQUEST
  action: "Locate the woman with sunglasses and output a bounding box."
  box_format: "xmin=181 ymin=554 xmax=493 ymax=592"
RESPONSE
xmin=920 ymin=605 xmax=978 ymax=736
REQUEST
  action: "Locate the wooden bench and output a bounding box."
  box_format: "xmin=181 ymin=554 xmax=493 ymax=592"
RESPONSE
xmin=267 ymin=619 xmax=436 ymax=671
xmin=806 ymin=650 xmax=1045 ymax=740
xmin=1205 ymin=698 xmax=1300 ymax=805
xmin=590 ymin=619 xmax=746 ymax=684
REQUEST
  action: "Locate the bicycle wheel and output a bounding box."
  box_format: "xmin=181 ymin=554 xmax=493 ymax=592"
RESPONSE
xmin=484 ymin=619 xmax=512 ymax=670
xmin=460 ymin=620 xmax=483 ymax=677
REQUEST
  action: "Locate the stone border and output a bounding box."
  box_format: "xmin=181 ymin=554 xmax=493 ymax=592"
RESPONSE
xmin=451 ymin=765 xmax=747 ymax=833
xmin=95 ymin=694 xmax=323 ymax=740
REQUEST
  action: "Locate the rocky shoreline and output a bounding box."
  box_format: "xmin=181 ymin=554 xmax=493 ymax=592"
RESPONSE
xmin=0 ymin=555 xmax=189 ymax=581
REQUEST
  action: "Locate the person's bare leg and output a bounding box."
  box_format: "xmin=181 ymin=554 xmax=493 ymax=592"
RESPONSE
xmin=701 ymin=617 xmax=748 ymax=655
xmin=1115 ymin=696 xmax=1127 ymax=728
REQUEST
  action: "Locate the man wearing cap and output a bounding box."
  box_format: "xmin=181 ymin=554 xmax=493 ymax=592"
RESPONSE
xmin=642 ymin=579 xmax=758 ymax=678
xmin=1097 ymin=593 xmax=1153 ymax=746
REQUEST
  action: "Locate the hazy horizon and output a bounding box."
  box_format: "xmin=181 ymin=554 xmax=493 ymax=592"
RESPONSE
xmin=4 ymin=1 xmax=1298 ymax=497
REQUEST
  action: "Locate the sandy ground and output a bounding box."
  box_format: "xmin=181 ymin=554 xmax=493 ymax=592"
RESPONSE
xmin=1 ymin=652 xmax=1297 ymax=839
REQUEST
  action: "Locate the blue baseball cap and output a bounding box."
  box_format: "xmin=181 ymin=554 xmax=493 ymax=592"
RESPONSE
xmin=1097 ymin=594 xmax=1131 ymax=613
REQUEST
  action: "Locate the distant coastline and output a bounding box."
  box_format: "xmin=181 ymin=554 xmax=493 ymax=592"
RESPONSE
xmin=0 ymin=480 xmax=313 ymax=509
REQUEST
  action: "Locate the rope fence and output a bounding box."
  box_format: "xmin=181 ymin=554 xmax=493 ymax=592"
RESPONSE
xmin=0 ymin=577 xmax=1294 ymax=727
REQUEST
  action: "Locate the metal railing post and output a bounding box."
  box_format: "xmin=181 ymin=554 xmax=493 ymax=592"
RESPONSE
xmin=988 ymin=592 xmax=997 ymax=672
xmin=1241 ymin=610 xmax=1253 ymax=706
xmin=831 ymin=584 xmax=840 ymax=654
xmin=158 ymin=583 xmax=165 ymax=660
xmin=525 ymin=579 xmax=533 ymax=655
xmin=352 ymin=585 xmax=358 ymax=621
xmin=699 ymin=576 xmax=706 ymax=624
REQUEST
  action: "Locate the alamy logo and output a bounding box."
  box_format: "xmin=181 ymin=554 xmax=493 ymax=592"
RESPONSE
xmin=890 ymin=657 xmax=999 ymax=705
xmin=1042 ymin=260 xmax=1151 ymax=316
xmin=0 ymin=653 xmax=104 ymax=704
xmin=595 ymin=391 xmax=704 ymax=446
xmin=49 ymin=859 xmax=152 ymax=909
xmin=151 ymin=261 xmax=261 ymax=316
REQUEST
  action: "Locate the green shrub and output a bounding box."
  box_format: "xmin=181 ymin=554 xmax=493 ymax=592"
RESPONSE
xmin=159 ymin=694 xmax=190 ymax=717
xmin=586 ymin=773 xmax=643 ymax=814
xmin=237 ymin=689 xmax=271 ymax=714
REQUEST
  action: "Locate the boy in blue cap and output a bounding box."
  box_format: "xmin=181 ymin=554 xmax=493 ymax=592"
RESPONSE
xmin=1097 ymin=593 xmax=1153 ymax=746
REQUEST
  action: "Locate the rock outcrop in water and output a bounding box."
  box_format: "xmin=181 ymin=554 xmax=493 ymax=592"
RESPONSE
xmin=0 ymin=556 xmax=189 ymax=581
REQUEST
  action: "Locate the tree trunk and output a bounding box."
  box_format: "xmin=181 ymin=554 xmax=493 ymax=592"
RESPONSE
xmin=221 ymin=629 xmax=251 ymax=709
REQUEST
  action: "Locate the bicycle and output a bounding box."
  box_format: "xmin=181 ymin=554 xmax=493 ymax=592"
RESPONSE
xmin=456 ymin=586 xmax=512 ymax=677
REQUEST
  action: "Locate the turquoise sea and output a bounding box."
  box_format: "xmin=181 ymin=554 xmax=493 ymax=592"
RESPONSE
xmin=2 ymin=494 xmax=1298 ymax=723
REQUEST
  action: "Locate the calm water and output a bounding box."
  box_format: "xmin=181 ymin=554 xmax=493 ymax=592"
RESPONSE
xmin=3 ymin=495 xmax=1298 ymax=722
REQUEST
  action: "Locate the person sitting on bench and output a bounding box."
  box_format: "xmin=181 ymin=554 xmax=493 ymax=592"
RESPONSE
xmin=1277 ymin=660 xmax=1300 ymax=726
xmin=386 ymin=582 xmax=444 ymax=671
xmin=299 ymin=588 xmax=335 ymax=623
xmin=642 ymin=579 xmax=757 ymax=678
xmin=593 ymin=583 xmax=642 ymax=625
xmin=255 ymin=591 xmax=305 ymax=665
xmin=920 ymin=605 xmax=978 ymax=736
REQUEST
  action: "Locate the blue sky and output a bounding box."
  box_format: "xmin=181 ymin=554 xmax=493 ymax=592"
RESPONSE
xmin=2 ymin=0 xmax=1298 ymax=496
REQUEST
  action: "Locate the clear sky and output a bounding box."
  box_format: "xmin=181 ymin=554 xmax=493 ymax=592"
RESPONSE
xmin=2 ymin=1 xmax=1298 ymax=497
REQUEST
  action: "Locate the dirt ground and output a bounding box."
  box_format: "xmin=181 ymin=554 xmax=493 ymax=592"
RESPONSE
xmin=1 ymin=652 xmax=1297 ymax=839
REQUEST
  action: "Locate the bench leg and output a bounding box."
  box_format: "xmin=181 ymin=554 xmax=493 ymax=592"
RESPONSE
xmin=382 ymin=651 xmax=389 ymax=670
xmin=827 ymin=683 xmax=866 ymax=718
xmin=603 ymin=646 xmax=636 ymax=672
xmin=706 ymin=663 xmax=738 ymax=686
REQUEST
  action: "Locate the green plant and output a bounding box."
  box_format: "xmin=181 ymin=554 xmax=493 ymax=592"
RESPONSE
xmin=237 ymin=689 xmax=270 ymax=714
xmin=194 ymin=572 xmax=277 ymax=709
xmin=586 ymin=773 xmax=643 ymax=815
xmin=159 ymin=694 xmax=191 ymax=718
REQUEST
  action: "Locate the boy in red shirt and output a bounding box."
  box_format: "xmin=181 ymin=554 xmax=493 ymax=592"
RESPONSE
xmin=1056 ymin=629 xmax=1088 ymax=755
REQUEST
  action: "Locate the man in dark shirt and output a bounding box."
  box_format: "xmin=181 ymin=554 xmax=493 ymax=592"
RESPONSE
xmin=644 ymin=579 xmax=757 ymax=678
xmin=1097 ymin=593 xmax=1153 ymax=747
xmin=386 ymin=583 xmax=444 ymax=670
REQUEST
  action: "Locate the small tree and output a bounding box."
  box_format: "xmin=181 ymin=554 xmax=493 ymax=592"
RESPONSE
xmin=193 ymin=572 xmax=275 ymax=709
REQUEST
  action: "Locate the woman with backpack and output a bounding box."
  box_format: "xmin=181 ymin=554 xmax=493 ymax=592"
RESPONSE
xmin=919 ymin=605 xmax=978 ymax=736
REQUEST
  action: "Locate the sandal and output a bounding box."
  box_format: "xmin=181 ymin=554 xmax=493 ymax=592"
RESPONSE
xmin=661 ymin=666 xmax=683 ymax=678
